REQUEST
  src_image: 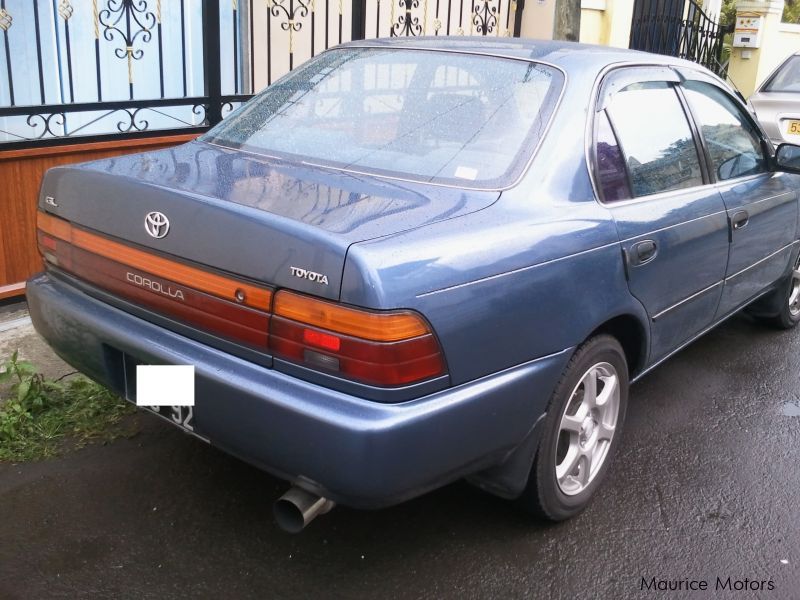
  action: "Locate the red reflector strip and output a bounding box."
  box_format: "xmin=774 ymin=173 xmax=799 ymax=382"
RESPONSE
xmin=38 ymin=211 xmax=272 ymax=311
xmin=58 ymin=241 xmax=269 ymax=349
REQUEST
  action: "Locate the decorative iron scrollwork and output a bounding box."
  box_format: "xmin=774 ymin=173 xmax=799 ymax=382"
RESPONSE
xmin=0 ymin=7 xmax=12 ymax=31
xmin=221 ymin=102 xmax=236 ymax=118
xmin=473 ymin=0 xmax=498 ymax=35
xmin=116 ymin=107 xmax=149 ymax=132
xmin=269 ymin=0 xmax=312 ymax=53
xmin=192 ymin=104 xmax=208 ymax=126
xmin=99 ymin=0 xmax=156 ymax=83
xmin=392 ymin=0 xmax=422 ymax=37
xmin=58 ymin=0 xmax=74 ymax=21
xmin=10 ymin=105 xmax=209 ymax=142
xmin=25 ymin=113 xmax=66 ymax=139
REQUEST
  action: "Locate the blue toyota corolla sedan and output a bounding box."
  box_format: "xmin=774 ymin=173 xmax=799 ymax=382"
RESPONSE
xmin=26 ymin=38 xmax=800 ymax=532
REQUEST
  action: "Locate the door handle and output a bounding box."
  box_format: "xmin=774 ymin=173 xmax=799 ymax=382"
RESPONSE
xmin=630 ymin=240 xmax=658 ymax=266
xmin=732 ymin=210 xmax=749 ymax=230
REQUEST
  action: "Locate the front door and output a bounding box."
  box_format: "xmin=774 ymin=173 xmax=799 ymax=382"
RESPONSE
xmin=679 ymin=79 xmax=799 ymax=316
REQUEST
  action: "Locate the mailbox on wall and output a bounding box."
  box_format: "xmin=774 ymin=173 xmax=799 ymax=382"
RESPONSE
xmin=733 ymin=12 xmax=763 ymax=48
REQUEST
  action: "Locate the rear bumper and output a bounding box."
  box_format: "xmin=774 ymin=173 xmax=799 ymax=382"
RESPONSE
xmin=26 ymin=272 xmax=570 ymax=508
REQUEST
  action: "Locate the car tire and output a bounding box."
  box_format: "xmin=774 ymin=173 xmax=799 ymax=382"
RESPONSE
xmin=747 ymin=254 xmax=800 ymax=330
xmin=518 ymin=334 xmax=629 ymax=521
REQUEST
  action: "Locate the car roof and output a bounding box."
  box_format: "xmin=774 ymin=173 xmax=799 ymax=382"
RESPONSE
xmin=338 ymin=36 xmax=701 ymax=76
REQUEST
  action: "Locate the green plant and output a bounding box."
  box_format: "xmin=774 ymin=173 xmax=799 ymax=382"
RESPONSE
xmin=785 ymin=0 xmax=800 ymax=24
xmin=721 ymin=0 xmax=737 ymax=28
xmin=0 ymin=351 xmax=135 ymax=461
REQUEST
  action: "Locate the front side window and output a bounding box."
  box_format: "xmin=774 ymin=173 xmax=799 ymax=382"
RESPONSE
xmin=682 ymin=81 xmax=766 ymax=181
xmin=763 ymin=55 xmax=800 ymax=92
xmin=607 ymin=82 xmax=704 ymax=197
xmin=202 ymin=48 xmax=563 ymax=188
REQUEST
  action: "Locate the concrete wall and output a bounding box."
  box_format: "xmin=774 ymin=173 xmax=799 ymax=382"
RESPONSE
xmin=578 ymin=0 xmax=634 ymax=48
xmin=520 ymin=0 xmax=557 ymax=39
xmin=728 ymin=0 xmax=800 ymax=98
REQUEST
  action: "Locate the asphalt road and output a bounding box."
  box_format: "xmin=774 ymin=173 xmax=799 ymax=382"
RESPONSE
xmin=1 ymin=312 xmax=799 ymax=599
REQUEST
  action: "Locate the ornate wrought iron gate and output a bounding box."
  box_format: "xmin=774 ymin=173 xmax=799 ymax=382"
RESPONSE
xmin=0 ymin=0 xmax=525 ymax=149
xmin=629 ymin=0 xmax=729 ymax=77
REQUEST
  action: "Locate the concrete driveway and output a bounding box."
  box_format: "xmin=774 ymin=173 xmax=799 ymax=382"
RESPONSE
xmin=1 ymin=308 xmax=798 ymax=599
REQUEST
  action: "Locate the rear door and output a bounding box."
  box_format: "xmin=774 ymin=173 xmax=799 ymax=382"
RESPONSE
xmin=679 ymin=77 xmax=799 ymax=316
xmin=592 ymin=68 xmax=729 ymax=363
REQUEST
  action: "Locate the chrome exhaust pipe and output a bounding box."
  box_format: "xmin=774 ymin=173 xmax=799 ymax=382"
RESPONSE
xmin=273 ymin=487 xmax=335 ymax=533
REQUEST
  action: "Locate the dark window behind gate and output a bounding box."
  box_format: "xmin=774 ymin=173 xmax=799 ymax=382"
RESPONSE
xmin=0 ymin=0 xmax=525 ymax=150
xmin=629 ymin=0 xmax=730 ymax=77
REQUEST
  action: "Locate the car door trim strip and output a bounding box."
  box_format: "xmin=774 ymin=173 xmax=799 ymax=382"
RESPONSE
xmin=651 ymin=280 xmax=723 ymax=321
xmin=724 ymin=240 xmax=798 ymax=283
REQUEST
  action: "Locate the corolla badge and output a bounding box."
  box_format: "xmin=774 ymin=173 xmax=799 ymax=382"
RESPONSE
xmin=144 ymin=211 xmax=170 ymax=239
xmin=290 ymin=266 xmax=329 ymax=285
xmin=126 ymin=272 xmax=185 ymax=301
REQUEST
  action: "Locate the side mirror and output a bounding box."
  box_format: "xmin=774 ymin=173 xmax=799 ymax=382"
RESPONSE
xmin=776 ymin=143 xmax=800 ymax=174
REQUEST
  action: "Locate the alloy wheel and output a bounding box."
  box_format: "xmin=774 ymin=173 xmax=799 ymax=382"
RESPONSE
xmin=555 ymin=362 xmax=620 ymax=496
xmin=789 ymin=258 xmax=800 ymax=316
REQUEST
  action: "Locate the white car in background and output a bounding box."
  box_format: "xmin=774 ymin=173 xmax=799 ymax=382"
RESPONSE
xmin=750 ymin=52 xmax=800 ymax=146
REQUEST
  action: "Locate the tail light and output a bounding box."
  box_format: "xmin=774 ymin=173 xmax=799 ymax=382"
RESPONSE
xmin=270 ymin=291 xmax=446 ymax=386
xmin=37 ymin=212 xmax=446 ymax=388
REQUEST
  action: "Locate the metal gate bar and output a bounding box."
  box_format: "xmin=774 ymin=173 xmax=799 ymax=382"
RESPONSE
xmin=0 ymin=0 xmax=525 ymax=150
xmin=629 ymin=0 xmax=730 ymax=77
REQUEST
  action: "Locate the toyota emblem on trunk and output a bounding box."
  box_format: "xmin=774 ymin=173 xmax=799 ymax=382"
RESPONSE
xmin=144 ymin=211 xmax=170 ymax=239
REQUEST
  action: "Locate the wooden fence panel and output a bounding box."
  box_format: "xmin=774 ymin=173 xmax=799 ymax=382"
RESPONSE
xmin=0 ymin=134 xmax=197 ymax=300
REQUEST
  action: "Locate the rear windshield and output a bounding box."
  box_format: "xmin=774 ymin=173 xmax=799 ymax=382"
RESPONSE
xmin=764 ymin=55 xmax=800 ymax=92
xmin=202 ymin=48 xmax=563 ymax=188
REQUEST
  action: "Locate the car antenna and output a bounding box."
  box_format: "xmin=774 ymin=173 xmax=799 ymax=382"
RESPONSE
xmin=720 ymin=62 xmax=748 ymax=103
xmin=729 ymin=77 xmax=748 ymax=103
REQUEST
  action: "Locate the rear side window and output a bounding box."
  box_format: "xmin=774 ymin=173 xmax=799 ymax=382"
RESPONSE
xmin=202 ymin=48 xmax=564 ymax=189
xmin=595 ymin=110 xmax=631 ymax=202
xmin=682 ymin=81 xmax=767 ymax=181
xmin=763 ymin=55 xmax=800 ymax=92
xmin=607 ymin=82 xmax=703 ymax=197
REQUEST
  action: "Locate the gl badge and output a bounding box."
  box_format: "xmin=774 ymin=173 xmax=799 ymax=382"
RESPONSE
xmin=144 ymin=211 xmax=170 ymax=239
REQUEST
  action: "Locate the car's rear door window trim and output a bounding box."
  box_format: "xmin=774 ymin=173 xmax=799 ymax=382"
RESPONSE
xmin=589 ymin=64 xmax=717 ymax=205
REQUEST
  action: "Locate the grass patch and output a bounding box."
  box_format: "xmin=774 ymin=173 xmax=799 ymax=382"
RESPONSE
xmin=0 ymin=351 xmax=135 ymax=462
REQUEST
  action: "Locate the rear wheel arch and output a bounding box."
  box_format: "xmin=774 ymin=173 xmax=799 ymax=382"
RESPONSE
xmin=587 ymin=314 xmax=648 ymax=379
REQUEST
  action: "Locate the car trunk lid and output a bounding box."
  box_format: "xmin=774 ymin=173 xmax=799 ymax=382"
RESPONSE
xmin=39 ymin=140 xmax=500 ymax=301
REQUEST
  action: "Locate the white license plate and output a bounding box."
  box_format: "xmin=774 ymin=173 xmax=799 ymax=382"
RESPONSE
xmin=123 ymin=353 xmax=208 ymax=442
xmin=139 ymin=404 xmax=209 ymax=442
xmin=145 ymin=405 xmax=197 ymax=432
